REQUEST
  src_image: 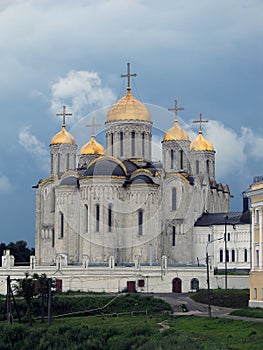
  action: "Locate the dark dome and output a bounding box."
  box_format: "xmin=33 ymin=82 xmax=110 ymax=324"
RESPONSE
xmin=130 ymin=175 xmax=154 ymax=185
xmin=60 ymin=176 xmax=79 ymax=187
xmin=84 ymin=157 xmax=127 ymax=177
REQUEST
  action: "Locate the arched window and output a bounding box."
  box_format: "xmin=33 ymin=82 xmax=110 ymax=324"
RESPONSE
xmin=206 ymin=159 xmax=209 ymax=174
xmin=226 ymin=249 xmax=229 ymax=262
xmin=57 ymin=153 xmax=61 ymax=173
xmin=120 ymin=132 xmax=124 ymax=157
xmin=219 ymin=249 xmax=223 ymax=263
xmin=66 ymin=153 xmax=70 ymax=170
xmin=52 ymin=229 xmax=55 ymax=247
xmin=131 ymin=131 xmax=135 ymax=157
xmin=191 ymin=278 xmax=199 ymax=291
xmin=96 ymin=204 xmax=100 ymax=232
xmin=172 ymin=188 xmax=177 ymax=211
xmin=171 ymin=149 xmax=174 ymax=169
xmin=108 ymin=204 xmax=112 ymax=232
xmin=138 ymin=209 xmax=143 ymax=236
xmin=244 ymin=248 xmax=248 ymax=262
xmin=231 ymin=249 xmax=235 ymax=262
xmin=111 ymin=133 xmax=114 ymax=156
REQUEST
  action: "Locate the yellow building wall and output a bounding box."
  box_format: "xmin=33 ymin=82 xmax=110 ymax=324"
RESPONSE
xmin=250 ymin=271 xmax=263 ymax=301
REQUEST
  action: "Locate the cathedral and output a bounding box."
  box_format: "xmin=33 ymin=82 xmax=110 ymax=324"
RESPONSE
xmin=34 ymin=64 xmax=230 ymax=267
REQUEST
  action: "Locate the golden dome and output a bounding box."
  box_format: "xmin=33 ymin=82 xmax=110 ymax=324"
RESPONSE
xmin=80 ymin=135 xmax=105 ymax=155
xmin=163 ymin=122 xmax=189 ymax=141
xmin=190 ymin=132 xmax=214 ymax=152
xmin=51 ymin=126 xmax=76 ymax=145
xmin=107 ymin=90 xmax=150 ymax=122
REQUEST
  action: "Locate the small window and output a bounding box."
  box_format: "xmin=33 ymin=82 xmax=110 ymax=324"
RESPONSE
xmin=96 ymin=204 xmax=100 ymax=232
xmin=206 ymin=160 xmax=209 ymax=174
xmin=172 ymin=188 xmax=176 ymax=211
xmin=180 ymin=150 xmax=183 ymax=170
xmin=52 ymin=229 xmax=55 ymax=247
xmin=120 ymin=132 xmax=124 ymax=157
xmin=226 ymin=249 xmax=229 ymax=262
xmin=138 ymin=279 xmax=145 ymax=287
xmin=228 ymin=232 xmax=230 ymax=241
xmin=131 ymin=131 xmax=135 ymax=157
xmin=85 ymin=204 xmax=88 ymax=233
xmin=66 ymin=153 xmax=70 ymax=170
xmin=256 ymin=210 xmax=260 ymax=224
xmin=254 ymin=288 xmax=257 ymax=299
xmin=196 ymin=160 xmax=199 ymax=174
xmin=191 ymin=278 xmax=199 ymax=290
xmin=208 ymin=234 xmax=211 ymax=242
xmin=111 ymin=133 xmax=114 ymax=156
xmin=57 ymin=153 xmax=61 ymax=174
xmin=244 ymin=248 xmax=248 ymax=262
xmin=138 ymin=209 xmax=143 ymax=236
xmin=172 ymin=226 xmax=176 ymax=246
xmin=220 ymin=249 xmax=223 ymax=263
xmin=108 ymin=204 xmax=112 ymax=232
xmin=60 ymin=212 xmax=64 ymax=238
xmin=256 ymin=250 xmax=259 ymax=267
xmin=261 ymin=288 xmax=263 ymax=300
xmin=171 ymin=149 xmax=174 ymax=169
xmin=142 ymin=132 xmax=145 ymax=158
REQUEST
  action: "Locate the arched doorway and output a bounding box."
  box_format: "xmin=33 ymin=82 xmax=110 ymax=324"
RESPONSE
xmin=172 ymin=277 xmax=182 ymax=293
xmin=190 ymin=278 xmax=199 ymax=291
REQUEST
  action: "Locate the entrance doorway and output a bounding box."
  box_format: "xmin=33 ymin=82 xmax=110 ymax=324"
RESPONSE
xmin=172 ymin=277 xmax=182 ymax=293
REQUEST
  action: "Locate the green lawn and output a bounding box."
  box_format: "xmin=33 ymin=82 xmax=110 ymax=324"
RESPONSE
xmin=1 ymin=314 xmax=263 ymax=349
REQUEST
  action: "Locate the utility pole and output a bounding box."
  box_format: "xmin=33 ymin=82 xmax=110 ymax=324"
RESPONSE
xmin=224 ymin=215 xmax=229 ymax=290
xmin=206 ymin=251 xmax=211 ymax=317
xmin=6 ymin=275 xmax=13 ymax=324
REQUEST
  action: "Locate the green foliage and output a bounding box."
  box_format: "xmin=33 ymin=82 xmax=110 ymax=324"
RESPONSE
xmin=0 ymin=240 xmax=34 ymax=266
xmin=191 ymin=289 xmax=249 ymax=308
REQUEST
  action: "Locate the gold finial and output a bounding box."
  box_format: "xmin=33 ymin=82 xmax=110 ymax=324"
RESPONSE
xmin=192 ymin=113 xmax=208 ymax=134
xmin=56 ymin=105 xmax=72 ymax=127
xmin=168 ymin=99 xmax=184 ymax=123
xmin=121 ymin=62 xmax=137 ymax=91
xmin=86 ymin=116 xmax=101 ymax=137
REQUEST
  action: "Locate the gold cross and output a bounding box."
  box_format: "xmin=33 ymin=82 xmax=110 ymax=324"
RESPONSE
xmin=168 ymin=99 xmax=184 ymax=123
xmin=56 ymin=105 xmax=72 ymax=127
xmin=193 ymin=113 xmax=209 ymax=134
xmin=86 ymin=116 xmax=101 ymax=137
xmin=121 ymin=62 xmax=137 ymax=91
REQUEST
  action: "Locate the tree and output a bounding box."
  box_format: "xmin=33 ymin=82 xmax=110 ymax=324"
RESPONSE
xmin=33 ymin=273 xmax=55 ymax=323
xmin=17 ymin=272 xmax=37 ymax=326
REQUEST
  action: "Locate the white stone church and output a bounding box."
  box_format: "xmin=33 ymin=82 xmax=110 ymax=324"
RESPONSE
xmin=0 ymin=65 xmax=251 ymax=294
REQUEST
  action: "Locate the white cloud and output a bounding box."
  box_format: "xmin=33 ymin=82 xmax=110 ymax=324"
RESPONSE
xmin=0 ymin=175 xmax=11 ymax=194
xmin=19 ymin=127 xmax=48 ymax=158
xmin=50 ymin=70 xmax=116 ymax=121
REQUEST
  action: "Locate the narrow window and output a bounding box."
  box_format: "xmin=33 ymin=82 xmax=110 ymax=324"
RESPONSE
xmin=244 ymin=248 xmax=248 ymax=262
xmin=206 ymin=160 xmax=210 ymax=174
xmin=256 ymin=250 xmax=259 ymax=267
xmin=254 ymin=288 xmax=257 ymax=299
xmin=51 ymin=154 xmax=54 ymax=174
xmin=231 ymin=249 xmax=235 ymax=262
xmin=66 ymin=153 xmax=70 ymax=170
xmin=111 ymin=133 xmax=114 ymax=156
xmin=180 ymin=150 xmax=183 ymax=170
xmin=220 ymin=249 xmax=223 ymax=263
xmin=172 ymin=226 xmax=176 ymax=246
xmin=171 ymin=149 xmax=174 ymax=169
xmin=60 ymin=212 xmax=64 ymax=238
xmin=196 ymin=160 xmax=199 ymax=174
xmin=57 ymin=153 xmax=61 ymax=174
xmin=256 ymin=210 xmax=260 ymax=224
xmin=228 ymin=232 xmax=231 ymax=241
xmin=138 ymin=209 xmax=143 ymax=236
xmin=96 ymin=204 xmax=100 ymax=232
xmin=108 ymin=204 xmax=112 ymax=232
xmin=226 ymin=249 xmax=229 ymax=262
xmin=172 ymin=188 xmax=176 ymax=211
xmin=120 ymin=132 xmax=124 ymax=157
xmin=85 ymin=204 xmax=88 ymax=232
xmin=142 ymin=132 xmax=145 ymax=158
xmin=52 ymin=229 xmax=55 ymax=247
xmin=261 ymin=288 xmax=263 ymax=300
xmin=208 ymin=234 xmax=211 ymax=242
xmin=131 ymin=131 xmax=135 ymax=157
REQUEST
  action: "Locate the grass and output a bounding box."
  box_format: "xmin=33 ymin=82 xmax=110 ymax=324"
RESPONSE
xmin=230 ymin=308 xmax=263 ymax=319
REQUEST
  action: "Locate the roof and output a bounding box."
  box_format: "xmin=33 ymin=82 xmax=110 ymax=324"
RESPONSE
xmin=195 ymin=211 xmax=251 ymax=226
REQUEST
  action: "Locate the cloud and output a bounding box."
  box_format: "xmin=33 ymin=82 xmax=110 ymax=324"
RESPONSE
xmin=0 ymin=175 xmax=11 ymax=194
xmin=50 ymin=70 xmax=116 ymax=121
xmin=19 ymin=127 xmax=49 ymax=158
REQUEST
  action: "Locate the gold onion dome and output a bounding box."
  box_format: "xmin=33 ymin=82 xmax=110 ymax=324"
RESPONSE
xmin=107 ymin=90 xmax=151 ymax=122
xmin=163 ymin=121 xmax=189 ymax=141
xmin=51 ymin=126 xmax=76 ymax=145
xmin=80 ymin=135 xmax=105 ymax=155
xmin=190 ymin=132 xmax=214 ymax=152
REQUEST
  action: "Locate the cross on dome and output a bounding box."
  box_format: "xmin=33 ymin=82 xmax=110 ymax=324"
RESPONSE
xmin=193 ymin=113 xmax=209 ymax=134
xmin=168 ymin=99 xmax=184 ymax=123
xmin=86 ymin=117 xmax=101 ymax=137
xmin=56 ymin=105 xmax=72 ymax=127
xmin=121 ymin=62 xmax=137 ymax=91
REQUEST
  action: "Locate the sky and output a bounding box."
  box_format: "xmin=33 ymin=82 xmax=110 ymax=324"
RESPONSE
xmin=0 ymin=0 xmax=262 ymax=247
